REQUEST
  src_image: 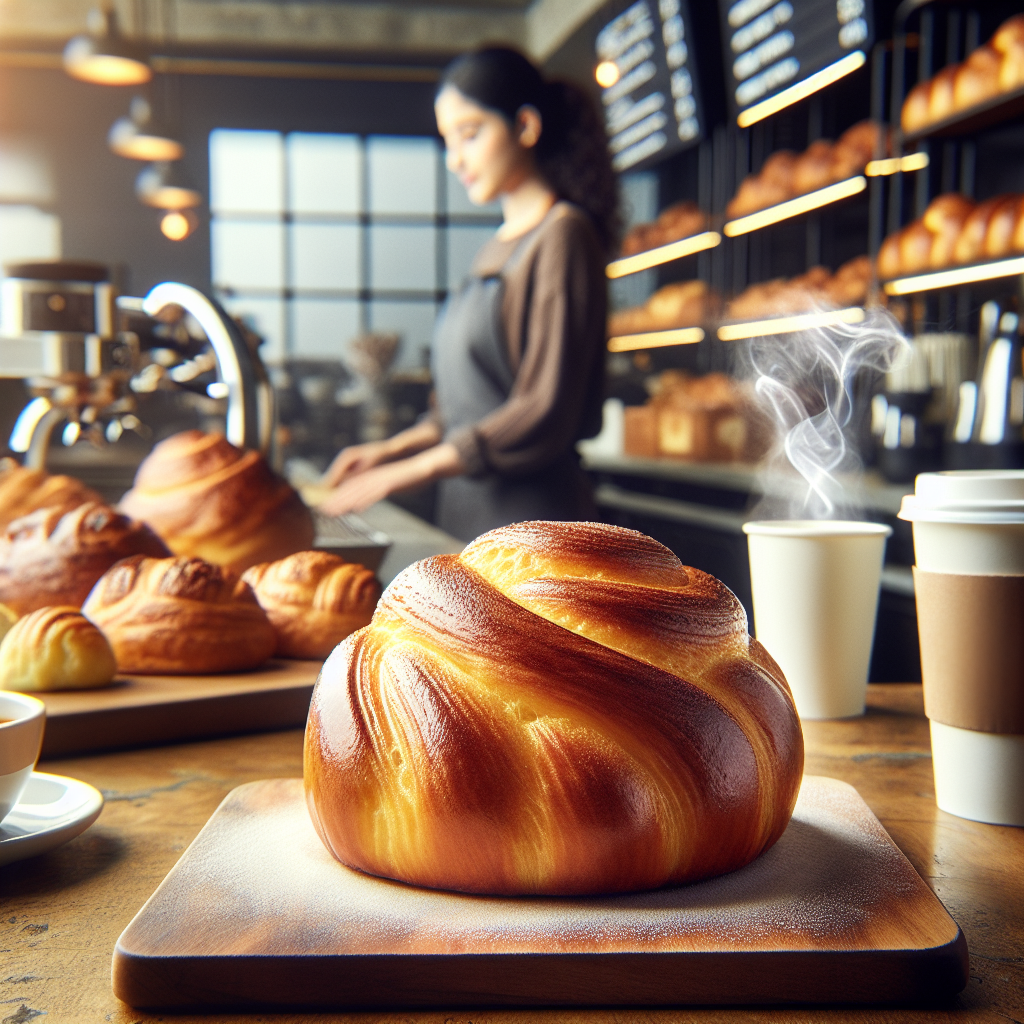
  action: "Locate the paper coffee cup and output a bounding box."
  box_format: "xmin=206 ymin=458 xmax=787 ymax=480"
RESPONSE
xmin=900 ymin=470 xmax=1024 ymax=826
xmin=743 ymin=521 xmax=891 ymax=720
xmin=0 ymin=692 xmax=46 ymax=824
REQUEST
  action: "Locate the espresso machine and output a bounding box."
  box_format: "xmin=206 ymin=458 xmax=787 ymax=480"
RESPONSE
xmin=0 ymin=261 xmax=275 ymax=470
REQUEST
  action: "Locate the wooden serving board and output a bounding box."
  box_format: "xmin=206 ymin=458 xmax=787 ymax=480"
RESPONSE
xmin=37 ymin=659 xmax=322 ymax=759
xmin=113 ymin=775 xmax=967 ymax=1010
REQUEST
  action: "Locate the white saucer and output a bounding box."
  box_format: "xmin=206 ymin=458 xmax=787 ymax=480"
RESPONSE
xmin=0 ymin=772 xmax=104 ymax=867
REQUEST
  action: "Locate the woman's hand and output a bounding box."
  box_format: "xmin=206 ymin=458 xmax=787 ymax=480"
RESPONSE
xmin=318 ymin=443 xmax=464 ymax=517
xmin=323 ymin=441 xmax=390 ymax=487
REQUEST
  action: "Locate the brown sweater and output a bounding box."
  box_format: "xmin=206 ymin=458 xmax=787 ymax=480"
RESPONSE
xmin=444 ymin=202 xmax=608 ymax=477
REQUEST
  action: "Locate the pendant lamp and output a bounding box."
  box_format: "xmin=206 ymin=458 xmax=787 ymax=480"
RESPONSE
xmin=109 ymin=97 xmax=184 ymax=161
xmin=64 ymin=7 xmax=152 ymax=86
xmin=136 ymin=161 xmax=201 ymax=210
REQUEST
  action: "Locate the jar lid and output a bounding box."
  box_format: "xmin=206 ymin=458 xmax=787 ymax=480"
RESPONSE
xmin=899 ymin=470 xmax=1024 ymax=524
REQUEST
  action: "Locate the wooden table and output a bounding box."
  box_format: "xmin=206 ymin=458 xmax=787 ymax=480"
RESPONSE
xmin=3 ymin=684 xmax=1021 ymax=1024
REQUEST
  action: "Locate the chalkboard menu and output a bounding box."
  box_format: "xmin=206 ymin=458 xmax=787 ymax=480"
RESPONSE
xmin=596 ymin=0 xmax=704 ymax=172
xmin=718 ymin=0 xmax=873 ymax=121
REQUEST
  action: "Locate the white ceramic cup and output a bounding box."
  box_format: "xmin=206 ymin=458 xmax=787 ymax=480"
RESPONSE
xmin=0 ymin=691 xmax=46 ymax=824
xmin=743 ymin=520 xmax=892 ymax=720
xmin=899 ymin=470 xmax=1024 ymax=826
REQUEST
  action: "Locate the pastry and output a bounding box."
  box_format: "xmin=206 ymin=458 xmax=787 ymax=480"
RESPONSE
xmin=983 ymin=195 xmax=1023 ymax=258
xmin=119 ymin=431 xmax=316 ymax=574
xmin=923 ymin=193 xmax=975 ymax=268
xmin=901 ymin=81 xmax=931 ymax=133
xmin=995 ymin=15 xmax=1024 ymax=90
xmin=954 ymin=196 xmax=1009 ymax=264
xmin=928 ymin=65 xmax=959 ymax=123
xmin=608 ymin=280 xmax=709 ymax=335
xmin=953 ymin=45 xmax=1002 ymax=112
xmin=83 ymin=555 xmax=276 ymax=674
xmin=0 ymin=606 xmax=117 ymax=692
xmin=0 ymin=502 xmax=169 ymax=616
xmin=899 ymin=220 xmax=936 ymax=275
xmin=0 ymin=603 xmax=16 ymax=644
xmin=792 ymin=139 xmax=835 ymax=195
xmin=0 ymin=458 xmax=103 ymax=532
xmin=305 ymin=521 xmax=804 ymax=896
xmin=876 ymin=230 xmax=903 ymax=280
xmin=242 ymin=551 xmax=380 ymax=660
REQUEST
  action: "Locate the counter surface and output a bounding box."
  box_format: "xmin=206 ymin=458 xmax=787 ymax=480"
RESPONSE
xmin=3 ymin=684 xmax=1021 ymax=1023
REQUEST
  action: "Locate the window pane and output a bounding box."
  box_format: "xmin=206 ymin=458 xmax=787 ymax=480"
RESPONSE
xmin=288 ymin=133 xmax=361 ymax=215
xmin=367 ymin=136 xmax=437 ymax=215
xmin=211 ymin=220 xmax=284 ymax=289
xmin=445 ymin=168 xmax=501 ymax=217
xmin=446 ymin=224 xmax=495 ymax=289
xmin=220 ymin=296 xmax=286 ymax=364
xmin=0 ymin=205 xmax=60 ymax=267
xmin=291 ymin=298 xmax=361 ymax=358
xmin=369 ymin=225 xmax=436 ymax=291
xmin=368 ymin=300 xmax=437 ymax=369
xmin=209 ymin=130 xmax=283 ymax=214
xmin=290 ymin=223 xmax=360 ymax=291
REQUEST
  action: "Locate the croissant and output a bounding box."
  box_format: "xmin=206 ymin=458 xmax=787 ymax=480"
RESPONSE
xmin=242 ymin=551 xmax=380 ymax=660
xmin=119 ymin=431 xmax=315 ymax=574
xmin=304 ymin=521 xmax=804 ymax=896
xmin=83 ymin=555 xmax=276 ymax=674
xmin=0 ymin=458 xmax=103 ymax=532
xmin=0 ymin=606 xmax=117 ymax=692
xmin=0 ymin=502 xmax=170 ymax=616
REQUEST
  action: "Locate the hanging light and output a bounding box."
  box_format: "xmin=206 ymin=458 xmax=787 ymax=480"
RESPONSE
xmin=109 ymin=96 xmax=184 ymax=161
xmin=160 ymin=209 xmax=199 ymax=241
xmin=136 ymin=162 xmax=201 ymax=210
xmin=63 ymin=7 xmax=152 ymax=86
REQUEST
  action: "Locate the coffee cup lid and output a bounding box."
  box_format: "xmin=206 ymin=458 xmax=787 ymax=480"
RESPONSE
xmin=899 ymin=470 xmax=1024 ymax=524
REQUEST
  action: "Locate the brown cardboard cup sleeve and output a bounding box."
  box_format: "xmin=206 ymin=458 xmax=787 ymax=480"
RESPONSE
xmin=913 ymin=568 xmax=1024 ymax=735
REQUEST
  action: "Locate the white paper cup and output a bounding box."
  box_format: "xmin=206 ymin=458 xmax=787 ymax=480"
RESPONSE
xmin=744 ymin=521 xmax=891 ymax=720
xmin=0 ymin=692 xmax=46 ymax=824
xmin=900 ymin=470 xmax=1024 ymax=826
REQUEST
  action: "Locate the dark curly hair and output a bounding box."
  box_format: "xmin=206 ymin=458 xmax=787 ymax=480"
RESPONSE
xmin=438 ymin=47 xmax=621 ymax=254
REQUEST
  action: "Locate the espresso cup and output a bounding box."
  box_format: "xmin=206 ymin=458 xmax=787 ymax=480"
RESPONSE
xmin=744 ymin=520 xmax=892 ymax=719
xmin=0 ymin=692 xmax=46 ymax=824
xmin=900 ymin=470 xmax=1024 ymax=826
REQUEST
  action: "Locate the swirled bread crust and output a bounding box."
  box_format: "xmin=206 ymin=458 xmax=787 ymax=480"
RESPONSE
xmin=119 ymin=431 xmax=315 ymax=574
xmin=83 ymin=555 xmax=276 ymax=674
xmin=242 ymin=552 xmax=381 ymax=660
xmin=305 ymin=521 xmax=803 ymax=896
xmin=0 ymin=502 xmax=170 ymax=615
xmin=0 ymin=605 xmax=117 ymax=691
xmin=0 ymin=458 xmax=104 ymax=532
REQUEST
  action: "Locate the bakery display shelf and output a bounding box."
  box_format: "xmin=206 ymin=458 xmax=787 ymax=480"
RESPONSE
xmin=883 ymin=255 xmax=1024 ymax=296
xmin=606 ymin=231 xmax=721 ymax=280
xmin=722 ymin=176 xmax=867 ymax=238
xmin=900 ymin=84 xmax=1024 ymax=144
xmin=607 ymin=326 xmax=706 ymax=353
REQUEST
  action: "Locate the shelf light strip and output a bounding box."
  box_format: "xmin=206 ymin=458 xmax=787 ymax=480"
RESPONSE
xmin=865 ymin=152 xmax=929 ymax=176
xmin=606 ymin=231 xmax=722 ymax=279
xmin=737 ymin=51 xmax=867 ymax=129
xmin=608 ymin=327 xmax=705 ymax=352
xmin=884 ymin=256 xmax=1024 ymax=295
xmin=717 ymin=307 xmax=865 ymax=342
xmin=723 ymin=176 xmax=866 ymax=237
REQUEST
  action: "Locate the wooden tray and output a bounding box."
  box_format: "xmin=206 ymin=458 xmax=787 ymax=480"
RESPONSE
xmin=113 ymin=775 xmax=967 ymax=1010
xmin=37 ymin=659 xmax=321 ymax=759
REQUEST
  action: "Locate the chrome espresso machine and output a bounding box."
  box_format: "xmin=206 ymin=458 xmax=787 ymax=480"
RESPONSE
xmin=0 ymin=260 xmax=275 ymax=470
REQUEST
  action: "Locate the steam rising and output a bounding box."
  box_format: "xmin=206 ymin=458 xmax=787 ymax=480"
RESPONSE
xmin=746 ymin=307 xmax=910 ymax=517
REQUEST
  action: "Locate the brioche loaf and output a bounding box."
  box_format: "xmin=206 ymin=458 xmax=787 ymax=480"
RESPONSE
xmin=0 ymin=606 xmax=117 ymax=692
xmin=620 ymin=201 xmax=707 ymax=257
xmin=305 ymin=521 xmax=804 ymax=896
xmin=83 ymin=555 xmax=276 ymax=674
xmin=119 ymin=431 xmax=315 ymax=574
xmin=0 ymin=502 xmax=169 ymax=616
xmin=608 ymin=280 xmax=710 ymax=336
xmin=242 ymin=551 xmax=380 ymax=660
xmin=0 ymin=459 xmax=103 ymax=532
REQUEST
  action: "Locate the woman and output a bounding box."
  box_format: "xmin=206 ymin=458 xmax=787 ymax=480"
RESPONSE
xmin=319 ymin=47 xmax=618 ymax=541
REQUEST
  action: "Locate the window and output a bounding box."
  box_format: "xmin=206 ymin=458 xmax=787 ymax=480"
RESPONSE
xmin=0 ymin=140 xmax=61 ymax=279
xmin=209 ymin=129 xmax=501 ymax=366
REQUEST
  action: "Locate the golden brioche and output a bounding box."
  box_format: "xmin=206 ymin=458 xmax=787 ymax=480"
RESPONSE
xmin=0 ymin=502 xmax=169 ymax=616
xmin=242 ymin=551 xmax=380 ymax=660
xmin=0 ymin=606 xmax=117 ymax=692
xmin=876 ymin=231 xmax=903 ymax=280
xmin=954 ymin=196 xmax=1008 ymax=264
xmin=305 ymin=521 xmax=804 ymax=896
xmin=119 ymin=431 xmax=315 ymax=574
xmin=983 ymin=196 xmax=1023 ymax=258
xmin=928 ymin=65 xmax=959 ymax=123
xmin=792 ymin=139 xmax=834 ymax=195
xmin=923 ymin=193 xmax=975 ymax=268
xmin=83 ymin=555 xmax=276 ymax=674
xmin=0 ymin=459 xmax=104 ymax=532
xmin=901 ymin=81 xmax=931 ymax=133
xmin=0 ymin=603 xmax=16 ymax=644
xmin=899 ymin=221 xmax=936 ymax=275
xmin=954 ymin=45 xmax=1002 ymax=111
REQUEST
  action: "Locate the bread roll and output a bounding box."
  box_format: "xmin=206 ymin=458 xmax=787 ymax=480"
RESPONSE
xmin=954 ymin=45 xmax=1002 ymax=111
xmin=901 ymin=81 xmax=932 ymax=133
xmin=242 ymin=551 xmax=380 ymax=660
xmin=876 ymin=230 xmax=903 ymax=280
xmin=119 ymin=431 xmax=315 ymax=574
xmin=923 ymin=193 xmax=975 ymax=268
xmin=83 ymin=555 xmax=276 ymax=674
xmin=0 ymin=606 xmax=117 ymax=692
xmin=983 ymin=195 xmax=1023 ymax=258
xmin=0 ymin=459 xmax=103 ymax=532
xmin=954 ymin=196 xmax=1009 ymax=264
xmin=792 ymin=139 xmax=835 ymax=195
xmin=304 ymin=521 xmax=803 ymax=896
xmin=0 ymin=603 xmax=16 ymax=645
xmin=994 ymin=14 xmax=1024 ymax=54
xmin=0 ymin=502 xmax=169 ymax=616
xmin=994 ymin=15 xmax=1024 ymax=90
xmin=899 ymin=221 xmax=936 ymax=275
xmin=1012 ymin=201 xmax=1024 ymax=254
xmin=830 ymin=121 xmax=882 ymax=180
xmin=928 ymin=65 xmax=959 ymax=124
xmin=826 ymin=255 xmax=872 ymax=306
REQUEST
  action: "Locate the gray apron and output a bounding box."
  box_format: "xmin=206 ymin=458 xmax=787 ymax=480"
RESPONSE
xmin=432 ymin=234 xmax=595 ymax=542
